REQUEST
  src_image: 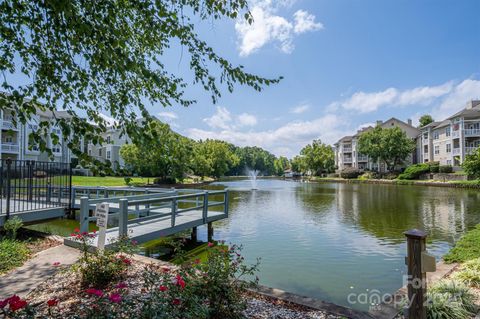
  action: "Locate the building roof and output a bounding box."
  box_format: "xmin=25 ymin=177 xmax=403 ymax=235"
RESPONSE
xmin=448 ymin=103 xmax=480 ymax=120
xmin=334 ymin=136 xmax=353 ymax=144
xmin=419 ymin=121 xmax=441 ymax=130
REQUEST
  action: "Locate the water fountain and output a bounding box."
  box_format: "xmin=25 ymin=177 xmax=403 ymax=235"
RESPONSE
xmin=247 ymin=169 xmax=259 ymax=190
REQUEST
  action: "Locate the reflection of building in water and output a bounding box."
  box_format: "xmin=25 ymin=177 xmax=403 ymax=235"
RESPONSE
xmin=332 ymin=184 xmax=472 ymax=243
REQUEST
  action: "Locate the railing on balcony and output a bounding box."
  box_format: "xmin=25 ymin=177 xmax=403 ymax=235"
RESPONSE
xmin=343 ymin=157 xmax=353 ymax=163
xmin=452 ymin=130 xmax=460 ymax=138
xmin=1 ymin=143 xmax=20 ymax=153
xmin=343 ymin=147 xmax=352 ymax=152
xmin=465 ymin=147 xmax=478 ymax=155
xmin=452 ymin=148 xmax=461 ymax=155
xmin=357 ymin=155 xmax=368 ymax=162
xmin=1 ymin=120 xmax=18 ymax=131
xmin=464 ymin=129 xmax=480 ymax=137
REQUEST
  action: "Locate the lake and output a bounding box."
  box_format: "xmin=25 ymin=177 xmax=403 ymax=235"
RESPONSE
xmin=183 ymin=179 xmax=480 ymax=310
xmin=28 ymin=179 xmax=480 ymax=311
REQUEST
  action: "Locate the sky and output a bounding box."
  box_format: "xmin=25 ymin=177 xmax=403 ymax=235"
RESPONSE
xmin=8 ymin=0 xmax=480 ymax=158
xmin=150 ymin=0 xmax=480 ymax=158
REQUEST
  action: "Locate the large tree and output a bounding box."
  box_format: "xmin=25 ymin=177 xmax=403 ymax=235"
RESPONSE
xmin=462 ymin=148 xmax=480 ymax=179
xmin=299 ymin=139 xmax=335 ymax=175
xmin=0 ymin=1 xmax=280 ymax=167
xmin=119 ymin=121 xmax=192 ymax=181
xmin=191 ymin=140 xmax=239 ymax=178
xmin=357 ymin=126 xmax=416 ymax=172
xmin=419 ymin=115 xmax=434 ymax=127
xmin=274 ymin=156 xmax=290 ymax=176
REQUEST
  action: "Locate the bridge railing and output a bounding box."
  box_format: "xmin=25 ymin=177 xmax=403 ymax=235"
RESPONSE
xmin=78 ymin=189 xmax=229 ymax=236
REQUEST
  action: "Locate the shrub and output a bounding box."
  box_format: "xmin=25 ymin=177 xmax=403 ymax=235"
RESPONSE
xmin=444 ymin=225 xmax=480 ymax=263
xmin=462 ymin=148 xmax=480 ymax=179
xmin=358 ymin=171 xmax=379 ymax=180
xmin=439 ymin=165 xmax=453 ymax=173
xmin=452 ymin=258 xmax=480 ymax=287
xmin=426 ymin=280 xmax=476 ymax=319
xmin=3 ymin=216 xmax=23 ymax=240
xmin=124 ymin=177 xmax=132 ymax=185
xmin=429 ymin=162 xmax=440 ymax=173
xmin=0 ymin=239 xmax=30 ymax=274
xmin=397 ymin=163 xmax=430 ymax=180
xmin=340 ymin=168 xmax=362 ymax=179
xmin=153 ymin=177 xmax=176 ymax=185
xmin=71 ymin=229 xmax=136 ymax=288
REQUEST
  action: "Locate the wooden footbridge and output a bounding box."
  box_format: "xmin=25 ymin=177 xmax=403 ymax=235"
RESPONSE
xmin=64 ymin=186 xmax=229 ymax=249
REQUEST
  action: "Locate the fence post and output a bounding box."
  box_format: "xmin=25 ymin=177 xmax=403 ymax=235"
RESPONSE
xmin=202 ymin=191 xmax=208 ymax=223
xmin=118 ymin=199 xmax=128 ymax=237
xmin=171 ymin=198 xmax=177 ymax=227
xmin=80 ymin=196 xmax=89 ymax=233
xmin=5 ymin=158 xmax=11 ymax=220
xmin=224 ymin=189 xmax=229 ymax=217
xmin=404 ymin=229 xmax=429 ymax=319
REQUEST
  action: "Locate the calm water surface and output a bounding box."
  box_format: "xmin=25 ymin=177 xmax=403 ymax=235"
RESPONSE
xmin=195 ymin=179 xmax=480 ymax=310
xmin=29 ymin=179 xmax=480 ymax=310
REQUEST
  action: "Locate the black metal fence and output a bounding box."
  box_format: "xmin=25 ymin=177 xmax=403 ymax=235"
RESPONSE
xmin=0 ymin=159 xmax=72 ymax=218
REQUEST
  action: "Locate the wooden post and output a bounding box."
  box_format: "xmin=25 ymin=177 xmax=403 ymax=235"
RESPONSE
xmin=404 ymin=229 xmax=428 ymax=319
xmin=207 ymin=222 xmax=214 ymax=242
xmin=224 ymin=189 xmax=229 ymax=217
xmin=191 ymin=227 xmax=197 ymax=242
xmin=202 ymin=191 xmax=208 ymax=223
xmin=118 ymin=199 xmax=128 ymax=237
xmin=171 ymin=198 xmax=177 ymax=227
xmin=79 ymin=196 xmax=89 ymax=233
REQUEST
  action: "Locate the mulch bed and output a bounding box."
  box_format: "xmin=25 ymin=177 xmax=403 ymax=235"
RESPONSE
xmin=23 ymin=258 xmax=343 ymax=319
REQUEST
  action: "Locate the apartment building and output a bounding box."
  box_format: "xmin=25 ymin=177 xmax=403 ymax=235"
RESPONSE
xmin=334 ymin=118 xmax=420 ymax=172
xmin=86 ymin=125 xmax=130 ymax=170
xmin=0 ymin=108 xmax=74 ymax=163
xmin=420 ymin=100 xmax=480 ymax=167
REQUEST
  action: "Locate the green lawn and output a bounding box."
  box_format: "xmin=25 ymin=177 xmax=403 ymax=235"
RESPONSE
xmin=444 ymin=224 xmax=480 ymax=263
xmin=72 ymin=176 xmax=153 ymax=187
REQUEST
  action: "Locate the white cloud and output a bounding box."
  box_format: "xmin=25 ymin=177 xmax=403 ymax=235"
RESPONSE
xmin=189 ymin=114 xmax=346 ymax=157
xmin=334 ymin=80 xmax=474 ymax=113
xmin=235 ymin=1 xmax=323 ymax=56
xmin=290 ymin=103 xmax=310 ymax=114
xmin=157 ymin=111 xmax=178 ymax=120
xmin=293 ymin=10 xmax=324 ymax=34
xmin=435 ymin=79 xmax=480 ymax=119
xmin=203 ymin=106 xmax=232 ymax=130
xmin=237 ymin=113 xmax=258 ymax=126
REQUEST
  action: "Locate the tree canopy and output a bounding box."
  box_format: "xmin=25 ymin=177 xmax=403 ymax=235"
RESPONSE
xmin=0 ymin=0 xmax=280 ymax=167
xmin=462 ymin=149 xmax=480 ymax=179
xmin=419 ymin=115 xmax=434 ymax=128
xmin=299 ymin=139 xmax=335 ymax=175
xmin=357 ymin=126 xmax=416 ymax=172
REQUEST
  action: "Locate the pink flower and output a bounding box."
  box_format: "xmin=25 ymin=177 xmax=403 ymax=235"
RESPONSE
xmin=172 ymin=298 xmax=181 ymax=305
xmin=161 ymin=266 xmax=170 ymax=273
xmin=74 ymin=228 xmax=80 ymax=233
xmin=7 ymin=296 xmax=27 ymax=312
xmin=108 ymin=293 xmax=122 ymax=303
xmin=52 ymin=261 xmax=61 ymax=267
xmin=47 ymin=299 xmax=58 ymax=307
xmin=86 ymin=288 xmax=103 ymax=297
xmin=159 ymin=285 xmax=168 ymax=292
xmin=118 ymin=255 xmax=132 ymax=265
xmin=0 ymin=298 xmax=8 ymax=308
xmin=115 ymin=282 xmax=128 ymax=289
xmin=207 ymin=242 xmax=214 ymax=247
xmin=175 ymin=274 xmax=186 ymax=289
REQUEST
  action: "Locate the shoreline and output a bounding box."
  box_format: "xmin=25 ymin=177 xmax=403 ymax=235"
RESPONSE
xmin=305 ymin=177 xmax=480 ymax=189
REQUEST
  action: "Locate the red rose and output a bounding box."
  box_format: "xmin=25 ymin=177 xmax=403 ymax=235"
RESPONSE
xmin=47 ymin=299 xmax=58 ymax=307
xmin=159 ymin=286 xmax=168 ymax=292
xmin=172 ymin=298 xmax=181 ymax=305
xmin=9 ymin=299 xmax=27 ymax=312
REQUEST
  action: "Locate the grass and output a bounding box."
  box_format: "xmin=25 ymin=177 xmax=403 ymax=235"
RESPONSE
xmin=72 ymin=176 xmax=215 ymax=187
xmin=444 ymin=224 xmax=480 ymax=263
xmin=452 ymin=258 xmax=480 ymax=287
xmin=72 ymin=176 xmax=153 ymax=187
xmin=426 ymin=280 xmax=477 ymax=319
xmin=0 ymin=238 xmax=30 ymax=274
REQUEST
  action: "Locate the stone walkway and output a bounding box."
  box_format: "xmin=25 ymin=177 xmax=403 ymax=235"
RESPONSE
xmin=0 ymin=245 xmax=80 ymax=299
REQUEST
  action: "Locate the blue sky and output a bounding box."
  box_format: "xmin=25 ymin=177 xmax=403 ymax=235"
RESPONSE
xmin=149 ymin=0 xmax=480 ymax=158
xmin=7 ymin=1 xmax=480 ymax=158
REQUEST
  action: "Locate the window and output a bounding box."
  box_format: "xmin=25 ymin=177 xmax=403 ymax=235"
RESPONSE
xmin=447 ymin=160 xmax=452 ymax=166
xmin=5 ymin=136 xmax=12 ymax=143
xmin=433 ymin=131 xmax=439 ymax=140
xmin=107 ymin=151 xmax=111 ymax=160
xmin=99 ymin=149 xmax=102 ymax=157
xmin=423 ymin=132 xmax=428 ymax=140
xmin=88 ymin=150 xmax=92 ymax=156
xmin=106 ymin=136 xmax=111 ymax=144
xmin=434 ymin=145 xmax=440 ymax=155
xmin=52 ymin=146 xmax=61 ymax=153
xmin=446 ymin=127 xmax=451 ymax=137
xmin=446 ymin=144 xmax=451 ymax=153
xmin=424 ymin=145 xmax=428 ymax=153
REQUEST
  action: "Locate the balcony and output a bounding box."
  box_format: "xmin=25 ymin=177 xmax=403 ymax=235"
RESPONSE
xmin=1 ymin=143 xmax=20 ymax=153
xmin=465 ymin=147 xmax=478 ymax=155
xmin=357 ymin=155 xmax=368 ymax=162
xmin=342 ymin=147 xmax=352 ymax=152
xmin=452 ymin=148 xmax=461 ymax=155
xmin=464 ymin=129 xmax=480 ymax=137
xmin=452 ymin=130 xmax=460 ymax=138
xmin=343 ymin=157 xmax=353 ymax=163
xmin=1 ymin=120 xmax=19 ymax=131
